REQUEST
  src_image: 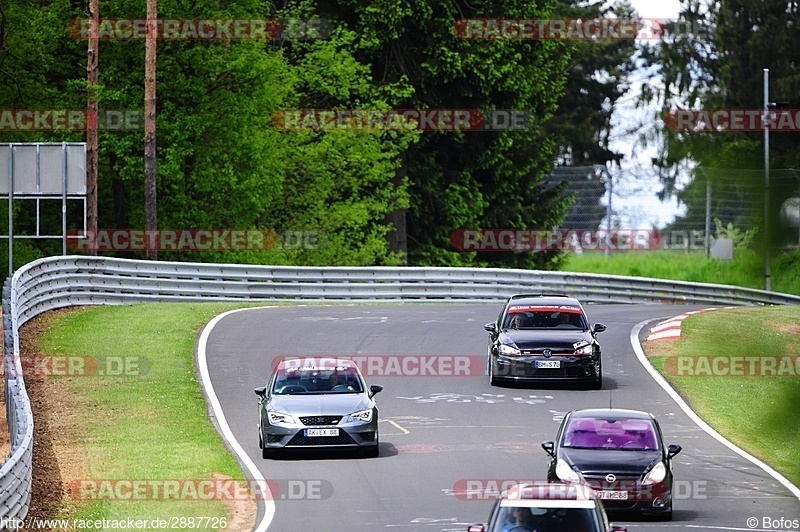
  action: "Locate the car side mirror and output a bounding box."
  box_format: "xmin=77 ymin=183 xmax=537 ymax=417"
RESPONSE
xmin=593 ymin=323 xmax=607 ymax=333
xmin=369 ymin=384 xmax=384 ymax=398
xmin=541 ymin=440 xmax=555 ymax=457
xmin=467 ymin=524 xmax=486 ymax=532
xmin=254 ymin=386 xmax=267 ymax=398
xmin=667 ymin=444 xmax=682 ymax=458
xmin=484 ymin=322 xmax=497 ymax=332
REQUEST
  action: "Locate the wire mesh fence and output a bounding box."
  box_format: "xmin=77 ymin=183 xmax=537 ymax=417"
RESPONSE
xmin=545 ymin=165 xmax=610 ymax=230
xmin=544 ymin=165 xmax=800 ymax=253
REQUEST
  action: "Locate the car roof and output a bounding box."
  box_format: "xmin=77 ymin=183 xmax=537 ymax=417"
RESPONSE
xmin=507 ymin=294 xmax=583 ymax=308
xmin=500 ymin=482 xmax=599 ymax=502
xmin=568 ymin=408 xmax=655 ymax=420
xmin=274 ymin=358 xmax=361 ymax=372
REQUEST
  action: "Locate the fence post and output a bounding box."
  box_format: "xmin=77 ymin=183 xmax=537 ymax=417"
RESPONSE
xmin=596 ymin=164 xmax=612 ymax=258
xmin=705 ymin=176 xmax=712 ymax=258
xmin=3 ymin=278 xmax=12 ymax=438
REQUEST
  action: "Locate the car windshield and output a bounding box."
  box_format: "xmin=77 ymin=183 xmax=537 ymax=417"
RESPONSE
xmin=271 ymin=366 xmax=364 ymax=395
xmin=503 ymin=305 xmax=588 ymax=330
xmin=490 ymin=504 xmax=602 ymax=532
xmin=562 ymin=417 xmax=659 ymax=451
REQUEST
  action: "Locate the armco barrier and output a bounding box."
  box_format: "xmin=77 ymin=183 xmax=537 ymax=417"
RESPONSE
xmin=2 ymin=255 xmax=799 ymax=522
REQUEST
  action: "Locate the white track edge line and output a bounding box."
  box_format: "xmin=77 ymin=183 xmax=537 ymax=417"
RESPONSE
xmin=198 ymin=307 xmax=276 ymax=532
xmin=630 ymin=319 xmax=800 ymax=501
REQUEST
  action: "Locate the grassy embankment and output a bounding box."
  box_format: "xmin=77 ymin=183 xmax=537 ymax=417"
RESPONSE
xmin=561 ymin=249 xmax=800 ymax=295
xmin=645 ymin=306 xmax=800 ymax=487
xmin=28 ymin=303 xmax=261 ymax=527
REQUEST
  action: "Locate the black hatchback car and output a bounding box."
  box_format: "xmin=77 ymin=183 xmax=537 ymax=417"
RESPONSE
xmin=485 ymin=294 xmax=605 ymax=388
xmin=542 ymin=408 xmax=682 ymax=520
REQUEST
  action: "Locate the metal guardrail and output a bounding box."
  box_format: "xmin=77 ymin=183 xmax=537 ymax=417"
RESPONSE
xmin=1 ymin=278 xmax=33 ymax=527
xmin=1 ymin=255 xmax=799 ymax=522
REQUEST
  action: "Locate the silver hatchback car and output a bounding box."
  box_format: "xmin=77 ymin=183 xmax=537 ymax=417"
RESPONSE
xmin=255 ymin=358 xmax=383 ymax=458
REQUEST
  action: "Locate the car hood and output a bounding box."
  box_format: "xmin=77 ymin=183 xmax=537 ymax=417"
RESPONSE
xmin=500 ymin=330 xmax=592 ymax=350
xmin=268 ymin=394 xmax=372 ymax=416
xmin=560 ymin=448 xmax=661 ymax=475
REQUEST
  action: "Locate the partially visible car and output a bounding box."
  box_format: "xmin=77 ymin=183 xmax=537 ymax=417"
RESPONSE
xmin=485 ymin=294 xmax=605 ymax=389
xmin=466 ymin=482 xmax=627 ymax=532
xmin=542 ymin=408 xmax=682 ymax=520
xmin=254 ymin=359 xmax=383 ymax=458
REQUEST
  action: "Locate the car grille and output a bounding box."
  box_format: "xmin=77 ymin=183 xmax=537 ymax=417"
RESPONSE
xmin=300 ymin=415 xmax=342 ymax=426
xmin=287 ymin=432 xmax=357 ymax=446
xmin=501 ymin=358 xmax=596 ymax=378
xmin=510 ymin=366 xmax=591 ymax=378
xmin=583 ymin=473 xmax=641 ymax=481
xmin=582 ymin=473 xmax=643 ymax=489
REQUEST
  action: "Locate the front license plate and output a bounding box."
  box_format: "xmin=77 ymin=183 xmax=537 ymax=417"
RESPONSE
xmin=596 ymin=491 xmax=628 ymax=500
xmin=304 ymin=428 xmax=339 ymax=437
xmin=535 ymin=360 xmax=561 ymax=369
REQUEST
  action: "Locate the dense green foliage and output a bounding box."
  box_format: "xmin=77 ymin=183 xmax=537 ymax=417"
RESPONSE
xmin=0 ymin=0 xmax=638 ymax=268
xmin=548 ymin=0 xmax=637 ymax=167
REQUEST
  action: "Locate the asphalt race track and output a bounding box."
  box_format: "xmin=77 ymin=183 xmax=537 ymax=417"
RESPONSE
xmin=202 ymin=303 xmax=800 ymax=531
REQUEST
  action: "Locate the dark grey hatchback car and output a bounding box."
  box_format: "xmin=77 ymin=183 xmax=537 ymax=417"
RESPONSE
xmin=255 ymin=358 xmax=383 ymax=458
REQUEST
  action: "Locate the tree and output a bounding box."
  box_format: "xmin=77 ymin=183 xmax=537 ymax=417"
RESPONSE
xmin=144 ymin=0 xmax=157 ymax=260
xmin=1 ymin=0 xmax=640 ymax=269
xmin=643 ymin=0 xmax=800 ymax=176
xmin=643 ymin=0 xmax=800 ymax=246
xmin=1 ymin=0 xmax=410 ymax=266
xmin=286 ymin=0 xmax=575 ymax=269
xmin=547 ymin=0 xmax=638 ymax=168
xmin=86 ymin=0 xmax=99 ymax=256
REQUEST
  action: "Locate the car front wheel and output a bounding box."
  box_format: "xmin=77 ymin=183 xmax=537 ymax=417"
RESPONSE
xmin=363 ymin=432 xmax=380 ymax=458
xmin=652 ymin=504 xmax=672 ymax=521
xmin=489 ymin=357 xmax=499 ymax=386
xmin=589 ymin=359 xmax=602 ymax=390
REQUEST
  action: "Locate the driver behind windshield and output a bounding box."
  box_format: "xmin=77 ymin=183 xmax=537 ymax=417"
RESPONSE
xmin=500 ymin=507 xmax=538 ymax=532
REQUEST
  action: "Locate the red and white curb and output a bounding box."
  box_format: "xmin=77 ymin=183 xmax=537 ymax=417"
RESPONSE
xmin=645 ymin=307 xmax=734 ymax=342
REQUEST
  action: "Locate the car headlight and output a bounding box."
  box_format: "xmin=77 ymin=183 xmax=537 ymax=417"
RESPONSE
xmin=574 ymin=344 xmax=593 ymax=356
xmin=555 ymin=458 xmax=583 ymax=483
xmin=572 ymin=341 xmax=592 ymax=356
xmin=642 ymin=461 xmax=667 ymax=485
xmin=347 ymin=409 xmax=373 ymax=423
xmin=498 ymin=344 xmax=521 ymax=356
xmin=267 ymin=411 xmax=297 ymax=425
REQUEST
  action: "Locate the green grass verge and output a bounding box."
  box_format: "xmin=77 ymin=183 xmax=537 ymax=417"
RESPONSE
xmin=646 ymin=306 xmax=800 ymax=486
xmin=36 ymin=302 xmax=264 ymax=526
xmin=561 ymin=249 xmax=800 ymax=295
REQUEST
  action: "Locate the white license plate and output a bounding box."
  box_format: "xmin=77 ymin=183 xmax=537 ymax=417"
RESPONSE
xmin=596 ymin=491 xmax=628 ymax=500
xmin=304 ymin=428 xmax=339 ymax=437
xmin=535 ymin=360 xmax=561 ymax=369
